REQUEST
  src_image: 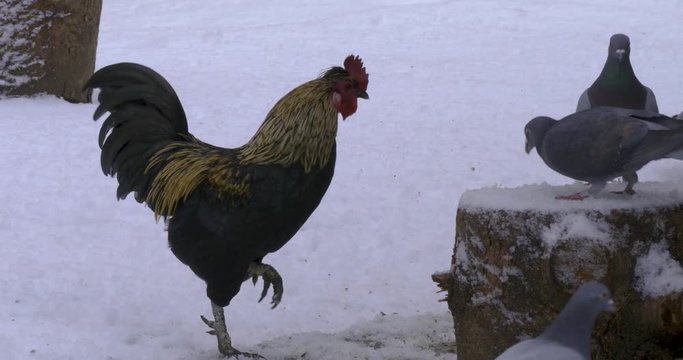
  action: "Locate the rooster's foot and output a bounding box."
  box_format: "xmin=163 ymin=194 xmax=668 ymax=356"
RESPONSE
xmin=201 ymin=302 xmax=266 ymax=359
xmin=246 ymin=262 xmax=283 ymax=309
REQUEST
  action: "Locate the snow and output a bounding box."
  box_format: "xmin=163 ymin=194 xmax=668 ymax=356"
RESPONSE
xmin=460 ymin=182 xmax=683 ymax=212
xmin=635 ymin=242 xmax=683 ymax=298
xmin=2 ymin=0 xmax=683 ymax=359
xmin=541 ymin=212 xmax=615 ymax=288
xmin=542 ymin=213 xmax=607 ymax=248
xmin=253 ymin=313 xmax=453 ymax=360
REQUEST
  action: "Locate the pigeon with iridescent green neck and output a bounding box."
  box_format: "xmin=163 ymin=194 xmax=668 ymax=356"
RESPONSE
xmin=577 ymin=34 xmax=658 ymax=112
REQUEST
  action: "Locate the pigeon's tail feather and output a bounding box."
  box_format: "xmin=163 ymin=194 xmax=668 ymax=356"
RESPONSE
xmin=628 ymin=128 xmax=683 ymax=167
xmin=664 ymin=148 xmax=683 ymax=160
xmin=637 ymin=116 xmax=683 ymax=130
xmin=659 ymin=129 xmax=683 ymax=159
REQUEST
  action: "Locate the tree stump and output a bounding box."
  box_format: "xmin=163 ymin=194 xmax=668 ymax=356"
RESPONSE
xmin=437 ymin=182 xmax=683 ymax=360
xmin=0 ymin=0 xmax=102 ymax=102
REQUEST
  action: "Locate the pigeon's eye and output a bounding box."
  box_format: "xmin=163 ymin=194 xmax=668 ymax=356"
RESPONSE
xmin=600 ymin=292 xmax=609 ymax=299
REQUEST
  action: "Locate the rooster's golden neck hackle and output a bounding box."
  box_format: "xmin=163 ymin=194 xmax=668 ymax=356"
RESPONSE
xmin=241 ymin=55 xmax=369 ymax=169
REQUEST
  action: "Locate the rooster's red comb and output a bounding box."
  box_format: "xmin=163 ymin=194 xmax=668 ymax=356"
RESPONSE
xmin=344 ymin=55 xmax=368 ymax=92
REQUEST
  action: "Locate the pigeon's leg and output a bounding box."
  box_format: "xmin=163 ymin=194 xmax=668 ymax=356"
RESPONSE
xmin=200 ymin=302 xmax=265 ymax=359
xmin=245 ymin=262 xmax=283 ymax=309
xmin=556 ymin=182 xmax=605 ymax=200
xmin=612 ymin=173 xmax=637 ymax=195
xmin=586 ymin=181 xmax=606 ymax=196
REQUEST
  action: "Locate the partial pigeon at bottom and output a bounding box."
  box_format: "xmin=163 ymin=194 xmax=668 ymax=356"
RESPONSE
xmin=495 ymin=282 xmax=616 ymax=360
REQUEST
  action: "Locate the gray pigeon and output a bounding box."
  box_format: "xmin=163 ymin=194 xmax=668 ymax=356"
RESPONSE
xmin=495 ymin=282 xmax=616 ymax=360
xmin=525 ymin=107 xmax=683 ymax=200
xmin=577 ymin=34 xmax=658 ymax=112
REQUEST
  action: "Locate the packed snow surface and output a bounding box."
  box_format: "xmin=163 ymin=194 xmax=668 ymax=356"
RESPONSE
xmin=460 ymin=182 xmax=683 ymax=211
xmin=2 ymin=0 xmax=683 ymax=359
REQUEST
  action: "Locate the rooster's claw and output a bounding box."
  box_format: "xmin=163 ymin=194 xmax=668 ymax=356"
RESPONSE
xmin=246 ymin=262 xmax=283 ymax=309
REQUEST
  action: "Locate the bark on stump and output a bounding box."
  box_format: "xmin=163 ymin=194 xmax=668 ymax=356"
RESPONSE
xmin=438 ymin=183 xmax=683 ymax=360
xmin=0 ymin=0 xmax=102 ymax=102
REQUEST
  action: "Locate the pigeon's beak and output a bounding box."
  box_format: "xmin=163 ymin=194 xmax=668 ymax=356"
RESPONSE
xmin=605 ymin=298 xmax=617 ymax=313
xmin=525 ymin=140 xmax=533 ymax=154
xmin=358 ymin=90 xmax=369 ymax=100
xmin=614 ymin=49 xmax=626 ymax=61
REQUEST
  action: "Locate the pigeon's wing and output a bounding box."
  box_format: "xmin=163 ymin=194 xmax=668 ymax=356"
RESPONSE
xmin=576 ymin=89 xmax=591 ymax=112
xmin=615 ymin=118 xmax=650 ymax=151
xmin=644 ymin=86 xmax=659 ymax=113
xmin=495 ymin=338 xmax=585 ymax=360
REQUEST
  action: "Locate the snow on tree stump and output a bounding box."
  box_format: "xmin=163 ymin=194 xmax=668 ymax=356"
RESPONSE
xmin=0 ymin=0 xmax=102 ymax=102
xmin=436 ymin=182 xmax=683 ymax=360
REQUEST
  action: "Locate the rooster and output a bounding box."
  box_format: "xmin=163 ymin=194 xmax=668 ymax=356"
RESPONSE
xmin=86 ymin=55 xmax=369 ymax=357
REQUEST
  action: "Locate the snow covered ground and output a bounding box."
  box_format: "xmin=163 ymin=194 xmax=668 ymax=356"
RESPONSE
xmin=2 ymin=0 xmax=683 ymax=359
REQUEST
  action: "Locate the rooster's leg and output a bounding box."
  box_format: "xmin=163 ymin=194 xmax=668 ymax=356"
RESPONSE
xmin=246 ymin=262 xmax=283 ymax=309
xmin=200 ymin=302 xmax=265 ymax=359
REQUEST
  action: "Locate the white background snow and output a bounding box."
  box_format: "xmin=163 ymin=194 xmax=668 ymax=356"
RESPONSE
xmin=2 ymin=0 xmax=683 ymax=359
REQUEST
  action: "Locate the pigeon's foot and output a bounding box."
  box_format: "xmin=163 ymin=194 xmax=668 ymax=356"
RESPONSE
xmin=201 ymin=302 xmax=266 ymax=359
xmin=610 ymin=189 xmax=635 ymax=196
xmin=619 ymin=173 xmax=638 ymax=195
xmin=246 ymin=262 xmax=283 ymax=309
xmin=555 ymin=192 xmax=589 ymax=201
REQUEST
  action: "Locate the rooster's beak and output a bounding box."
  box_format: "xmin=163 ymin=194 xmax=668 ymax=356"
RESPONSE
xmin=358 ymin=91 xmax=369 ymax=100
